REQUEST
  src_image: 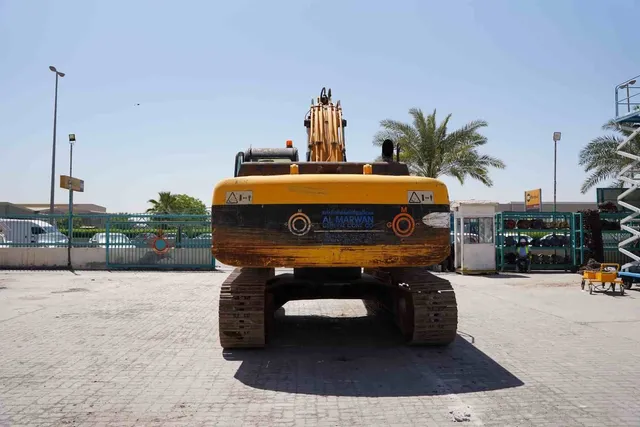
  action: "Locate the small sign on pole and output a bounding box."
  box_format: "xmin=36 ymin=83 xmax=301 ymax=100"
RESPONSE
xmin=553 ymin=131 xmax=562 ymax=142
xmin=525 ymin=188 xmax=542 ymax=212
xmin=60 ymin=175 xmax=84 ymax=192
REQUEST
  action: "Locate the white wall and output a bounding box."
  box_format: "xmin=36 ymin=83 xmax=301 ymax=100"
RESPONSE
xmin=460 ymin=243 xmax=496 ymax=272
xmin=0 ymin=248 xmax=107 ymax=269
xmin=0 ymin=248 xmax=215 ymax=269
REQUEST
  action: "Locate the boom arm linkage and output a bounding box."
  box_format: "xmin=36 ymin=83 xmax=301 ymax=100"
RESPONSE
xmin=304 ymin=87 xmax=347 ymax=162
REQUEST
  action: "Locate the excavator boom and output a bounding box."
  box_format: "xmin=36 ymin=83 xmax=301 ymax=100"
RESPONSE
xmin=304 ymin=87 xmax=347 ymax=162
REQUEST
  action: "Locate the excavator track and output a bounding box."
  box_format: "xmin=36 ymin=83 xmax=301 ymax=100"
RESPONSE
xmin=218 ymin=267 xmax=274 ymax=348
xmin=365 ymin=267 xmax=458 ymax=346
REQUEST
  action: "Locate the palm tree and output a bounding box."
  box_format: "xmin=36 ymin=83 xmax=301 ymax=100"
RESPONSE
xmin=578 ymin=120 xmax=640 ymax=194
xmin=373 ymin=108 xmax=505 ymax=186
xmin=146 ymin=191 xmax=178 ymax=214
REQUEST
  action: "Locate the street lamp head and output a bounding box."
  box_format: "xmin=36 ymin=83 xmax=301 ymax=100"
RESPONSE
xmin=49 ymin=66 xmax=64 ymax=77
xmin=621 ymin=79 xmax=636 ymax=89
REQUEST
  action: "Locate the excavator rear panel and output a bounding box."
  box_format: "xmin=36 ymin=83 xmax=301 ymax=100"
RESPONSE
xmin=212 ymin=172 xmax=451 ymax=268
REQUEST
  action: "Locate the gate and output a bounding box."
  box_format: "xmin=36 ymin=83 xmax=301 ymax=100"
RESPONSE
xmin=105 ymin=214 xmax=215 ymax=269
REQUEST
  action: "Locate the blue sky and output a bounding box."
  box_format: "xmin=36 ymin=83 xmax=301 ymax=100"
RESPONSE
xmin=1 ymin=0 xmax=638 ymax=213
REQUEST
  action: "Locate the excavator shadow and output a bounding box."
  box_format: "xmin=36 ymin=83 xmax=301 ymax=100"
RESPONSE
xmin=222 ymin=310 xmax=524 ymax=397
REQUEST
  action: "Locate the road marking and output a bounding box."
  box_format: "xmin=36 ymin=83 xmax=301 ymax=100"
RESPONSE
xmin=408 ymin=190 xmax=434 ymax=204
xmin=225 ymin=191 xmax=253 ymax=204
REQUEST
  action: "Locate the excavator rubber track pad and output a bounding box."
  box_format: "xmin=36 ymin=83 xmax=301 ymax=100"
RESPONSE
xmin=368 ymin=267 xmax=458 ymax=346
xmin=218 ymin=267 xmax=273 ymax=349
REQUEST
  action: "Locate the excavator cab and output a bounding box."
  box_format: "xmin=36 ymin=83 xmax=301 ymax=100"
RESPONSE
xmin=233 ymin=152 xmax=243 ymax=178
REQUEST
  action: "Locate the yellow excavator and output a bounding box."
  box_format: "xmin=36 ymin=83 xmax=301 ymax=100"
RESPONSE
xmin=212 ymin=87 xmax=457 ymax=348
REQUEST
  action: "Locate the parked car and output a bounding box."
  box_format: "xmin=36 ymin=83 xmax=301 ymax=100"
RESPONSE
xmin=88 ymin=232 xmax=135 ymax=248
xmin=190 ymin=232 xmax=212 ymax=247
xmin=503 ymin=232 xmax=533 ymax=247
xmin=130 ymin=233 xmax=157 ymax=247
xmin=0 ymin=218 xmax=68 ymax=247
xmin=534 ymin=233 xmax=570 ymax=248
xmin=193 ymin=232 xmax=212 ymax=240
xmin=163 ymin=232 xmax=190 ymax=248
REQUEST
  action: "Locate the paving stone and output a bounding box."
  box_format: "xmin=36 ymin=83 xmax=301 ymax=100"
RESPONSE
xmin=0 ymin=269 xmax=639 ymax=426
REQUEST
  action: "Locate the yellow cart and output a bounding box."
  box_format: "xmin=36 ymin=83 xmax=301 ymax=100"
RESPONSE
xmin=581 ymin=263 xmax=625 ymax=295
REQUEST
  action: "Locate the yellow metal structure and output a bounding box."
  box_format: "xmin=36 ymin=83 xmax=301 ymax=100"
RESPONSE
xmin=212 ymin=87 xmax=458 ymax=349
xmin=305 ymin=87 xmax=346 ymax=162
xmin=213 ymin=174 xmax=451 ymax=268
xmin=212 ymin=174 xmax=449 ymax=205
xmin=581 ymin=263 xmax=625 ymax=295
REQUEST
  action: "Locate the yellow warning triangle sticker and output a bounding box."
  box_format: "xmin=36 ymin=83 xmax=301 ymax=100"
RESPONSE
xmin=226 ymin=192 xmax=238 ymax=204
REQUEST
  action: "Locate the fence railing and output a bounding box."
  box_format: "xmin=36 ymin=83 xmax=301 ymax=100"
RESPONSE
xmin=0 ymin=213 xmax=212 ymax=248
xmin=600 ymin=212 xmax=640 ymax=265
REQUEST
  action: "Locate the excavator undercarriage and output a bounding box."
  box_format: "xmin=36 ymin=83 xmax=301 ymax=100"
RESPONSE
xmin=219 ymin=266 xmax=457 ymax=348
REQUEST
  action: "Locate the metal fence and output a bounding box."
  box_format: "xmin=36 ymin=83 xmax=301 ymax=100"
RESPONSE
xmin=6 ymin=209 xmax=632 ymax=271
xmin=0 ymin=212 xmax=215 ymax=269
xmin=600 ymin=212 xmax=640 ymax=266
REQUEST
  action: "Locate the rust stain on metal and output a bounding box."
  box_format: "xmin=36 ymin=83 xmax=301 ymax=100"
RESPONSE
xmin=286 ymin=185 xmax=327 ymax=195
xmin=212 ymin=202 xmax=451 ymax=268
xmin=214 ymin=241 xmax=450 ymax=268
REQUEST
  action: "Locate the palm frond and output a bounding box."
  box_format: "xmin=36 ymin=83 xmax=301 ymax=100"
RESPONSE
xmin=608 ymin=179 xmax=626 ymax=188
xmin=434 ymin=113 xmax=451 ymax=147
xmin=442 ymin=120 xmax=488 ymax=149
xmin=580 ymin=167 xmax=621 ymax=194
xmin=379 ymin=119 xmax=419 ymax=140
xmin=577 ymin=123 xmax=640 ymax=193
xmin=146 ymin=191 xmax=178 ymax=214
xmin=372 ymin=108 xmax=502 ymax=186
xmin=408 ymin=108 xmax=435 ymax=173
xmin=475 ymin=154 xmax=506 ymax=170
xmin=408 ymin=108 xmax=430 ymax=141
xmin=372 ymin=129 xmax=402 ymax=147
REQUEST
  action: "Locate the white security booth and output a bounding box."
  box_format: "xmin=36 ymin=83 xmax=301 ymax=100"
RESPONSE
xmin=451 ymin=200 xmax=498 ymax=275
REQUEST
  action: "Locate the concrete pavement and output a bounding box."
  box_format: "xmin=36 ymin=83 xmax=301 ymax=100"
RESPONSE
xmin=0 ymin=269 xmax=639 ymax=426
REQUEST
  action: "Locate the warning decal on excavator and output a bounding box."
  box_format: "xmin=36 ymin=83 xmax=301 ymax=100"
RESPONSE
xmin=225 ymin=191 xmax=253 ymax=204
xmin=408 ymin=191 xmax=434 ymax=204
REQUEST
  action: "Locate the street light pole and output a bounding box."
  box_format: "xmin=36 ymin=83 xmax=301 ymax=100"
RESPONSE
xmin=553 ymin=132 xmax=562 ymax=213
xmin=49 ymin=66 xmax=65 ymax=216
xmin=67 ymin=134 xmax=76 ymax=269
xmin=554 ymin=140 xmax=557 ymax=212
